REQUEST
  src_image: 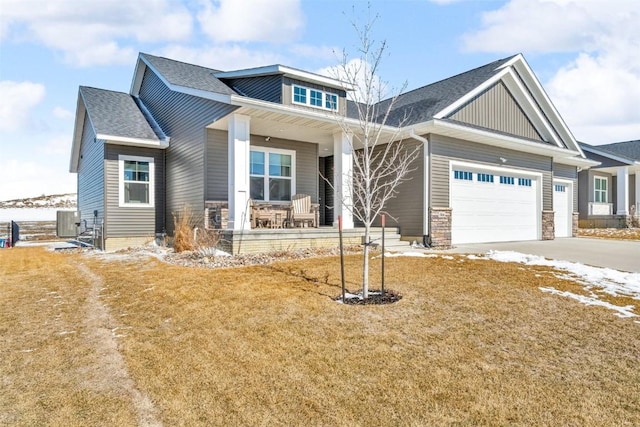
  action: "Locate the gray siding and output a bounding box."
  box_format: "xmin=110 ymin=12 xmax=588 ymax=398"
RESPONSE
xmin=577 ymin=169 xmax=613 ymax=219
xmin=553 ymin=163 xmax=578 ymax=210
xmin=104 ymin=145 xmax=165 ymax=237
xmin=282 ymin=77 xmax=347 ymax=115
xmin=250 ymin=135 xmax=318 ymax=202
xmin=225 ymin=75 xmax=282 ymax=103
xmin=205 ymin=130 xmax=319 ymax=203
xmin=138 ymin=67 xmax=237 ymax=230
xmin=372 ymin=139 xmax=424 ymax=236
xmin=77 ymin=113 xmax=105 ymax=230
xmin=430 ymin=134 xmax=553 ymax=210
xmin=449 ymin=82 xmax=543 ymax=142
xmin=205 ymin=129 xmax=228 ymax=201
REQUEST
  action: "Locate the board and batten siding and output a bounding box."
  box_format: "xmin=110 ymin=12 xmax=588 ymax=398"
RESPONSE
xmin=206 ymin=131 xmax=319 ymax=203
xmin=138 ymin=67 xmax=237 ymax=230
xmin=77 ymin=113 xmax=105 ymax=230
xmin=104 ymin=145 xmax=165 ymax=237
xmin=430 ymin=134 xmax=553 ymax=210
xmin=449 ymin=82 xmax=544 ymax=142
xmin=553 ymin=163 xmax=578 ymax=210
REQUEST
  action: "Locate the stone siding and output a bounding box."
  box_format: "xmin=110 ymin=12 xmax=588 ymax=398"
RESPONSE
xmin=572 ymin=212 xmax=579 ymax=237
xmin=429 ymin=207 xmax=452 ymax=249
xmin=542 ymin=210 xmax=555 ymax=240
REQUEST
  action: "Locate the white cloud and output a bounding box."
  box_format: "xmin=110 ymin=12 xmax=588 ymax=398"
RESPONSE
xmin=53 ymin=107 xmax=74 ymax=120
xmin=44 ymin=134 xmax=73 ymax=156
xmin=0 ymin=81 xmax=46 ymax=131
xmin=197 ymin=0 xmax=304 ymax=43
xmin=461 ymin=0 xmax=640 ymax=144
xmin=159 ymin=44 xmax=282 ymax=71
xmin=0 ymin=0 xmax=193 ymax=66
xmin=317 ymin=58 xmax=389 ymax=103
xmin=1 ymin=158 xmax=75 ymax=201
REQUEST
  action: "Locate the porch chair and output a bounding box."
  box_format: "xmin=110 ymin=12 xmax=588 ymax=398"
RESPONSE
xmin=290 ymin=194 xmax=317 ymax=228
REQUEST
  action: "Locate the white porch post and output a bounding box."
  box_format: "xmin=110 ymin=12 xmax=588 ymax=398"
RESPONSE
xmin=228 ymin=114 xmax=251 ymax=230
xmin=616 ymin=166 xmax=629 ymax=215
xmin=333 ymin=131 xmax=354 ymax=229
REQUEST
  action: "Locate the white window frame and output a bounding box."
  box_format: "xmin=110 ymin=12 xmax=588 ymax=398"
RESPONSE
xmin=291 ymin=84 xmax=339 ymax=111
xmin=118 ymin=154 xmax=155 ymax=208
xmin=249 ymin=147 xmax=296 ymax=202
xmin=594 ymin=176 xmax=608 ymax=203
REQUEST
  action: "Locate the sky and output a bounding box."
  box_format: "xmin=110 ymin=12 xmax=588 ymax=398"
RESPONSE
xmin=0 ymin=0 xmax=639 ymax=201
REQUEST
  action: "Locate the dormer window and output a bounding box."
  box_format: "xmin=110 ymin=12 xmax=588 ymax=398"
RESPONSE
xmin=292 ymin=84 xmax=338 ymax=111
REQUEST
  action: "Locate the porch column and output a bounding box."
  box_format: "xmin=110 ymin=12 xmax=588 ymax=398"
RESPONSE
xmin=616 ymin=166 xmax=629 ymax=215
xmin=333 ymin=131 xmax=354 ymax=229
xmin=228 ymin=114 xmax=251 ymax=230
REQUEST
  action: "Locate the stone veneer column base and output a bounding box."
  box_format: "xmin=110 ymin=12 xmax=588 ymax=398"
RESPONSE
xmin=429 ymin=207 xmax=452 ymax=249
xmin=572 ymin=212 xmax=579 ymax=237
xmin=542 ymin=210 xmax=555 ymax=240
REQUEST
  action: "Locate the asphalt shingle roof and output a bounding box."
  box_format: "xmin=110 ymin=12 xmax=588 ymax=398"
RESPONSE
xmin=347 ymin=55 xmax=517 ymax=127
xmin=80 ymin=86 xmax=158 ymax=141
xmin=140 ymin=53 xmax=236 ymax=96
xmin=594 ymin=140 xmax=640 ymax=162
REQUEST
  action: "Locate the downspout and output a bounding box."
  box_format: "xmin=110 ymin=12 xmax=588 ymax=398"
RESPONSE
xmin=409 ymin=129 xmax=430 ymax=246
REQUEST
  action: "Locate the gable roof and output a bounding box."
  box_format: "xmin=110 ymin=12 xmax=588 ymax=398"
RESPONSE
xmin=580 ymin=140 xmax=640 ymax=167
xmin=379 ymin=56 xmax=517 ymax=127
xmin=80 ymin=86 xmax=159 ymax=141
xmin=69 ymin=86 xmax=167 ymax=172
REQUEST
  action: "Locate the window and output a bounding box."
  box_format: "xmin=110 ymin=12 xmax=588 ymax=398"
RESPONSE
xmin=119 ymin=155 xmax=154 ymax=207
xmin=555 ymin=184 xmax=566 ymax=192
xmin=293 ymin=86 xmax=307 ymax=104
xmin=518 ymin=178 xmax=532 ymax=187
xmin=500 ymin=176 xmax=515 ymax=185
xmin=310 ymin=89 xmax=323 ymax=107
xmin=250 ymin=148 xmax=295 ymax=202
xmin=477 ymin=173 xmax=494 ymax=183
xmin=594 ymin=176 xmax=607 ymax=203
xmin=454 ymin=170 xmax=472 ymax=181
xmin=292 ymin=84 xmax=339 ymax=111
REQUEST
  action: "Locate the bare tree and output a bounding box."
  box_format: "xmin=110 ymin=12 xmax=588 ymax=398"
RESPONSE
xmin=328 ymin=8 xmax=420 ymax=299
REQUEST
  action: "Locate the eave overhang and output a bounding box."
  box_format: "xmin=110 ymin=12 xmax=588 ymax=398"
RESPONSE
xmin=410 ymin=119 xmax=599 ymax=168
xmin=215 ymin=65 xmax=355 ymax=91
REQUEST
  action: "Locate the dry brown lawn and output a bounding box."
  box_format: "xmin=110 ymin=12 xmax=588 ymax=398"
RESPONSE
xmin=1 ymin=247 xmax=639 ymax=426
xmin=578 ymin=227 xmax=640 ymax=240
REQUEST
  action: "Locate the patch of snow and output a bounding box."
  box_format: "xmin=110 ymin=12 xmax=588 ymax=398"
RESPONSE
xmin=540 ymin=287 xmax=636 ymax=318
xmin=487 ymin=250 xmax=640 ymax=319
xmin=0 ymin=207 xmax=72 ymax=222
xmin=376 ymin=252 xmax=438 ymax=258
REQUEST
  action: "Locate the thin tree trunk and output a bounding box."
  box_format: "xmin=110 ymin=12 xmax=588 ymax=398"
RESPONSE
xmin=362 ymin=224 xmax=370 ymax=299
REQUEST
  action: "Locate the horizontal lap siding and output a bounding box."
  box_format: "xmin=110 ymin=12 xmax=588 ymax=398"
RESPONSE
xmin=250 ymin=136 xmax=318 ymax=202
xmin=77 ymin=113 xmax=104 ymax=228
xmin=206 ymin=129 xmax=228 ymax=201
xmin=138 ymin=68 xmax=237 ymax=230
xmin=430 ymin=134 xmax=553 ymax=210
xmin=226 ymin=75 xmax=282 ymax=103
xmin=104 ymin=145 xmax=165 ymax=237
xmin=374 ymin=139 xmax=424 ymax=236
xmin=553 ymin=163 xmax=578 ymax=210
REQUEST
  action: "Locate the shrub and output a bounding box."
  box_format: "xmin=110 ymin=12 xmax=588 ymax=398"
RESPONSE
xmin=173 ymin=205 xmax=196 ymax=253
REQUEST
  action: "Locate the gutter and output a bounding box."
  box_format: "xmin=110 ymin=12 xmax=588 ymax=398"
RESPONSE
xmin=409 ymin=129 xmax=430 ymax=244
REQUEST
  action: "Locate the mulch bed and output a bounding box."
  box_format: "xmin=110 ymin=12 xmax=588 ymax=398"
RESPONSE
xmin=340 ymin=289 xmax=403 ymax=305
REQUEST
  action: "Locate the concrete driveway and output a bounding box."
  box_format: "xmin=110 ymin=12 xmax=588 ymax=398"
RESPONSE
xmin=440 ymin=238 xmax=640 ymax=273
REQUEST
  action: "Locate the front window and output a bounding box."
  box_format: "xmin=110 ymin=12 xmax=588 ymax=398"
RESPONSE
xmin=250 ymin=148 xmax=295 ymax=202
xmin=594 ymin=176 xmax=607 ymax=203
xmin=292 ymin=84 xmax=339 ymax=111
xmin=119 ymin=155 xmax=154 ymax=207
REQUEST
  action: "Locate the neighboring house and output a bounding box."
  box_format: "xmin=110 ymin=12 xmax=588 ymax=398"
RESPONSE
xmin=578 ymin=140 xmax=640 ymax=227
xmin=70 ymin=53 xmax=595 ymax=251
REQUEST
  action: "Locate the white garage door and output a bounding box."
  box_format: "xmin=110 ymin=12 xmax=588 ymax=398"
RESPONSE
xmin=553 ymin=182 xmax=571 ymax=238
xmin=450 ymin=166 xmax=539 ymax=244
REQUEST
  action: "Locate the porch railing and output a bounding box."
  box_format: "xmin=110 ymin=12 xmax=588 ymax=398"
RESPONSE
xmin=588 ymin=202 xmax=613 ymax=216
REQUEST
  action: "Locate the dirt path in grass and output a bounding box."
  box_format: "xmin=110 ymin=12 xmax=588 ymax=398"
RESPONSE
xmin=76 ymin=262 xmax=162 ymax=427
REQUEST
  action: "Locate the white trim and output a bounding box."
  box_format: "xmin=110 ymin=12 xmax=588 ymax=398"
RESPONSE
xmin=449 ymin=160 xmax=543 ymax=241
xmin=118 ymin=155 xmax=155 ymax=208
xmin=553 ymin=177 xmax=574 ymax=237
xmin=291 ymin=84 xmax=339 ymax=112
xmin=249 ymin=146 xmax=296 ymax=202
xmin=100 ymin=134 xmax=168 ymax=148
xmin=593 ymin=175 xmax=608 ymax=203
xmin=214 ymin=64 xmax=353 ymax=91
